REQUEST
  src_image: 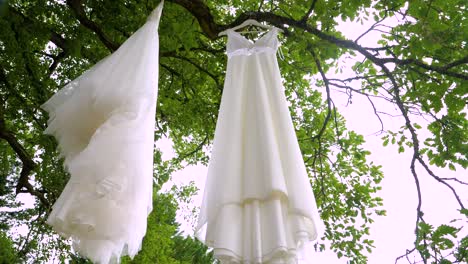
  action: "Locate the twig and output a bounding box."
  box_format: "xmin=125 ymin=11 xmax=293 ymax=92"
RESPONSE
xmin=439 ymin=178 xmax=468 ymax=186
xmin=309 ymin=47 xmax=332 ymax=141
xmin=300 ymin=0 xmax=318 ymax=22
xmin=355 ymin=15 xmax=387 ymax=43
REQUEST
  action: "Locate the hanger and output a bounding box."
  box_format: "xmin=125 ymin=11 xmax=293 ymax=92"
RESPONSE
xmin=218 ymin=19 xmax=283 ymax=36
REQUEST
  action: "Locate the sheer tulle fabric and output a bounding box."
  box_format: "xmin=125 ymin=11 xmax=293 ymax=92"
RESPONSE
xmin=196 ymin=28 xmax=324 ymax=263
xmin=42 ymin=2 xmax=163 ymax=263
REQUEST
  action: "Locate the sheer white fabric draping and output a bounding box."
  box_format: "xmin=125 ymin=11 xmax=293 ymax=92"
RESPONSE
xmin=196 ymin=27 xmax=324 ymax=263
xmin=42 ymin=2 xmax=163 ymax=263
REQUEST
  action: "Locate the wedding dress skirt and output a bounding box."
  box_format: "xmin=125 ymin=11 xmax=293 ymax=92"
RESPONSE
xmin=196 ymin=28 xmax=324 ymax=263
xmin=42 ymin=2 xmax=163 ymax=263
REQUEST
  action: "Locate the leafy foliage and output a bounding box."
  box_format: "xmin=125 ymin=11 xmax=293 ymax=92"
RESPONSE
xmin=0 ymin=231 xmax=20 ymax=264
xmin=121 ymin=188 xmax=214 ymax=264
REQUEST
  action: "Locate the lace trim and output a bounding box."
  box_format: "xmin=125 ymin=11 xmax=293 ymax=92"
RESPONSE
xmin=227 ymin=46 xmax=277 ymax=58
xmin=214 ymin=246 xmax=299 ymax=264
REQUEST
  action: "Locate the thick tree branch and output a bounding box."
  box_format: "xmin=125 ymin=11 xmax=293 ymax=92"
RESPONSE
xmin=15 ymin=0 xmax=466 ymax=83
xmin=66 ymin=0 xmax=119 ymax=52
xmin=0 ymin=68 xmax=48 ymax=207
xmin=383 ymin=64 xmax=427 ymax=262
xmin=442 ymin=55 xmax=468 ymax=70
xmin=168 ymin=0 xmax=221 ymax=39
xmin=0 ymin=106 xmax=48 ymax=207
xmin=382 ymin=64 xmax=465 ymax=263
xmin=13 ymin=1 xmax=467 ymax=82
xmin=300 ymin=0 xmax=318 ymax=22
xmin=48 ymin=51 xmax=66 ymax=74
xmin=395 ymin=59 xmax=467 ymax=80
xmin=168 ymin=0 xmax=467 ymax=80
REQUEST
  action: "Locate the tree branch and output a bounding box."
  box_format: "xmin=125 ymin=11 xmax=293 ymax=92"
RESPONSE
xmin=48 ymin=51 xmax=66 ymax=75
xmin=176 ymin=134 xmax=209 ymax=162
xmin=384 ymin=65 xmax=428 ymax=263
xmin=355 ymin=15 xmax=387 ymax=43
xmin=167 ymin=55 xmax=221 ymax=87
xmin=441 ymin=55 xmax=468 ymax=70
xmin=167 ymin=0 xmax=467 ymax=80
xmin=168 ymin=0 xmax=221 ymax=39
xmin=382 ymin=63 xmax=465 ymax=262
xmin=0 ymin=106 xmax=48 ymax=207
xmin=439 ymin=178 xmax=468 ymax=186
xmin=309 ymin=47 xmax=332 ymax=141
xmin=66 ymin=0 xmax=119 ymax=52
xmin=300 ymin=0 xmax=318 ymax=22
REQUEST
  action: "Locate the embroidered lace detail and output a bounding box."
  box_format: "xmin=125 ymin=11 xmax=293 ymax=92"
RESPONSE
xmin=227 ymin=46 xmax=277 ymax=58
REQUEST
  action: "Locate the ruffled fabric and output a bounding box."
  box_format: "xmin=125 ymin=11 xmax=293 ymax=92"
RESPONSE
xmin=196 ymin=27 xmax=324 ymax=263
xmin=43 ymin=2 xmax=163 ymax=263
xmin=199 ymin=195 xmax=318 ymax=264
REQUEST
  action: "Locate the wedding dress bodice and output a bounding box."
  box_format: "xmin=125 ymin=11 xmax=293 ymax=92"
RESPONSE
xmin=226 ymin=28 xmax=280 ymax=58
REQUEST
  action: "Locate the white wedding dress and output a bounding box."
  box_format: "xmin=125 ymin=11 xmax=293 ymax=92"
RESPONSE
xmin=42 ymin=2 xmax=163 ymax=263
xmin=196 ymin=27 xmax=324 ymax=263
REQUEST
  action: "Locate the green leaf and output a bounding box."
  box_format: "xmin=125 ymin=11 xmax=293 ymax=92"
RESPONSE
xmin=460 ymin=209 xmax=468 ymax=217
xmin=398 ymin=146 xmax=405 ymax=153
xmin=448 ymin=163 xmax=456 ymax=171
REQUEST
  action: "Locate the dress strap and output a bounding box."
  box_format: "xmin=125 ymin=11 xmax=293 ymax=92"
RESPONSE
xmin=277 ymin=45 xmax=285 ymax=60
